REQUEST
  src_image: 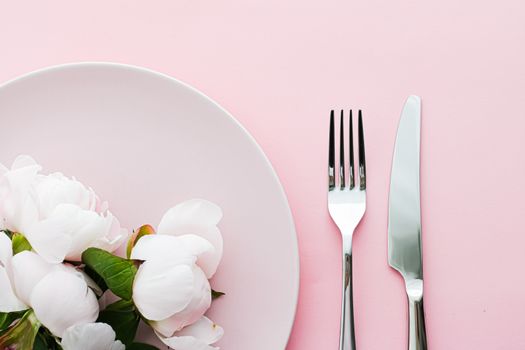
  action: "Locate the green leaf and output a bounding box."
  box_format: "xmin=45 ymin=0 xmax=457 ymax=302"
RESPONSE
xmin=97 ymin=299 xmax=140 ymax=346
xmin=11 ymin=233 xmax=32 ymax=255
xmin=83 ymin=265 xmax=108 ymax=295
xmin=33 ymin=333 xmax=48 ymax=350
xmin=126 ymin=224 xmax=155 ymax=259
xmin=82 ymin=248 xmax=137 ymax=300
xmin=33 ymin=331 xmax=62 ymax=350
xmin=103 ymin=298 xmax=136 ymax=312
xmin=212 ymin=289 xmax=225 ymax=300
xmin=35 ymin=327 xmax=63 ymax=350
xmin=0 ymin=310 xmax=27 ymax=331
xmin=1 ymin=229 xmax=14 ymax=239
xmin=127 ymin=343 xmax=160 ymax=350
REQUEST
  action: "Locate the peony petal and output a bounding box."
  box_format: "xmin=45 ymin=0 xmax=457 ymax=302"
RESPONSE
xmin=24 ymin=218 xmax=72 ymax=263
xmin=0 ymin=266 xmax=27 ymax=312
xmin=0 ymin=232 xmax=27 ymax=312
xmin=109 ymin=342 xmax=125 ymax=350
xmin=133 ymin=259 xmax=195 ymax=321
xmin=157 ymin=199 xmax=222 ymax=235
xmin=11 ymin=251 xmax=56 ymax=305
xmin=130 ymin=232 xmax=218 ymax=277
xmin=30 ymin=270 xmax=99 ymax=337
xmin=130 ymin=234 xmax=197 ymax=266
xmin=25 ymin=203 xmax=110 ymax=263
xmin=152 ymin=266 xmax=211 ymax=337
xmin=5 ymin=157 xmax=41 ymax=189
xmin=16 ymin=190 xmax=40 ymax=233
xmin=90 ymin=212 xmax=127 ymax=254
xmin=61 ymin=323 xmax=125 ymax=350
xmin=61 ymin=263 xmax=103 ymax=297
xmin=0 ymin=186 xmax=40 ymax=234
xmin=0 ymin=232 xmax=12 ymax=267
xmin=0 ymin=162 xmax=7 ymax=174
xmin=10 ymin=155 xmax=40 ymax=171
xmin=0 ymin=155 xmax=41 ymax=232
xmin=35 ymin=173 xmax=93 ymax=217
xmin=159 ymin=317 xmax=224 ymax=350
xmin=160 ymin=336 xmax=218 ymax=350
xmin=177 ymin=316 xmax=224 ymax=344
xmin=57 ymin=206 xmax=109 ymax=261
xmin=177 ymin=233 xmax=220 ymax=278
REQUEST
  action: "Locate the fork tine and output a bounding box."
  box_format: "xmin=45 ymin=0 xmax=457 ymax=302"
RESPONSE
xmin=349 ymin=110 xmax=355 ymax=189
xmin=339 ymin=110 xmax=345 ymax=189
xmin=329 ymin=110 xmax=335 ymax=190
xmin=358 ymin=110 xmax=366 ymax=190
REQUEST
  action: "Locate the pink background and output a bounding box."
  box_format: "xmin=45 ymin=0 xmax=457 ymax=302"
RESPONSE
xmin=1 ymin=1 xmax=525 ymax=349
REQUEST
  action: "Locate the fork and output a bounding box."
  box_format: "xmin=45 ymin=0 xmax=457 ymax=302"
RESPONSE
xmin=328 ymin=109 xmax=367 ymax=350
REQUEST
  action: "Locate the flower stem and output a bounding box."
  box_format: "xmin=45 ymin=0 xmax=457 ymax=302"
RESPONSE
xmin=0 ymin=310 xmax=41 ymax=350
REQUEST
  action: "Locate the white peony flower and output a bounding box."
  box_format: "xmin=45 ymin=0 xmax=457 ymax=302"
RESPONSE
xmin=61 ymin=323 xmax=124 ymax=350
xmin=0 ymin=241 xmax=100 ymax=338
xmin=130 ymin=199 xmax=224 ymax=348
xmin=131 ymin=234 xmax=201 ymax=321
xmin=0 ymin=155 xmax=128 ymax=263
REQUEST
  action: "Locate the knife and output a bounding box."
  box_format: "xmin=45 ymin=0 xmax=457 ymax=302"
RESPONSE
xmin=388 ymin=95 xmax=427 ymax=350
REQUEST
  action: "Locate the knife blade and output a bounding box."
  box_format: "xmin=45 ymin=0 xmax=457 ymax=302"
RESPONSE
xmin=388 ymin=95 xmax=422 ymax=278
xmin=388 ymin=95 xmax=427 ymax=350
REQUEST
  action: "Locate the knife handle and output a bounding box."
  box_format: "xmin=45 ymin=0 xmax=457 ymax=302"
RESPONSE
xmin=407 ymin=279 xmax=427 ymax=350
xmin=339 ymin=238 xmax=356 ymax=350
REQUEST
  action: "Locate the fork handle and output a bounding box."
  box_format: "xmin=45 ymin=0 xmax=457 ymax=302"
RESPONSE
xmin=339 ymin=239 xmax=356 ymax=350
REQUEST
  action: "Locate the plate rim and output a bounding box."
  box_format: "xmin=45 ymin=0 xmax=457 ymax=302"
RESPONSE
xmin=0 ymin=61 xmax=300 ymax=349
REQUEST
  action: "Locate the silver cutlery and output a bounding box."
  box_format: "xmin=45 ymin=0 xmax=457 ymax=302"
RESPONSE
xmin=328 ymin=110 xmax=366 ymax=350
xmin=387 ymin=95 xmax=427 ymax=350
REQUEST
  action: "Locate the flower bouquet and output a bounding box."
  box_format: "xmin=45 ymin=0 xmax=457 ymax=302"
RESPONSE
xmin=0 ymin=155 xmax=224 ymax=350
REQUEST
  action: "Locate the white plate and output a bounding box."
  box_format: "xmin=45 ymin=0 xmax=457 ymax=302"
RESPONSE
xmin=0 ymin=62 xmax=299 ymax=350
